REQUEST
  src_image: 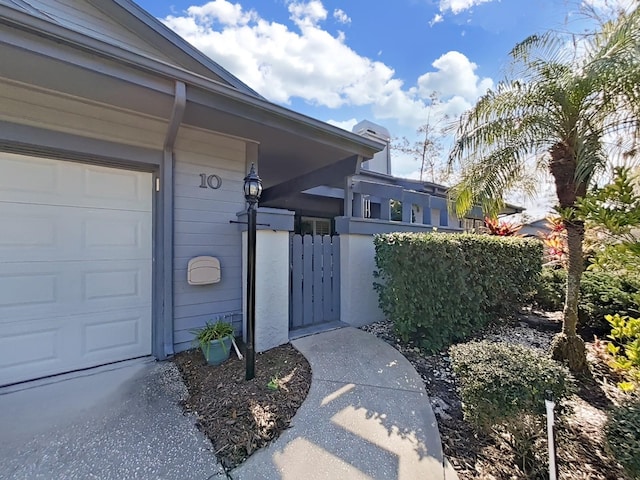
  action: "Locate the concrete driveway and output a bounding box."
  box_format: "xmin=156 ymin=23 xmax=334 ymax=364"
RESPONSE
xmin=0 ymin=360 xmax=225 ymax=480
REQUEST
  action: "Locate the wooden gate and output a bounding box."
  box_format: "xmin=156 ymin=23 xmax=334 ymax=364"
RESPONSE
xmin=290 ymin=234 xmax=340 ymax=329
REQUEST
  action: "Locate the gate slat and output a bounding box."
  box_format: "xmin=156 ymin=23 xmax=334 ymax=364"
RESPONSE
xmin=331 ymin=236 xmax=340 ymax=320
xmin=302 ymin=235 xmax=313 ymax=326
xmin=322 ymin=237 xmax=332 ymax=321
xmin=312 ymin=235 xmax=323 ymax=323
xmin=291 ymin=235 xmax=303 ymax=328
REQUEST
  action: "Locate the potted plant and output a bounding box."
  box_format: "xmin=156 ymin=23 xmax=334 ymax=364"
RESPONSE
xmin=191 ymin=320 xmax=235 ymax=366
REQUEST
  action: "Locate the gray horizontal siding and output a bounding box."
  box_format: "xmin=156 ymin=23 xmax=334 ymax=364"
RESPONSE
xmin=172 ymin=128 xmax=246 ymax=353
xmin=20 ymin=0 xmax=175 ymax=64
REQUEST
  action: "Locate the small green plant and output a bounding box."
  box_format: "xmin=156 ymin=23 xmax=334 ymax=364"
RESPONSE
xmin=191 ymin=320 xmax=234 ymax=356
xmin=450 ymin=341 xmax=574 ymax=476
xmin=267 ymin=376 xmax=280 ymax=390
xmin=606 ymin=314 xmax=640 ymax=390
xmin=605 ymin=397 xmax=640 ymax=479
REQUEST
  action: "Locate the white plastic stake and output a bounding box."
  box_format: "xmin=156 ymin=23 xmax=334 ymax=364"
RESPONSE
xmin=231 ymin=336 xmax=243 ymax=360
xmin=545 ymin=390 xmax=557 ymax=480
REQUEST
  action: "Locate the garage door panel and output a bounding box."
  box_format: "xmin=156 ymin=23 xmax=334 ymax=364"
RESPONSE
xmin=0 ymin=204 xmax=151 ymax=263
xmin=0 ymin=261 xmax=151 ymax=324
xmin=83 ymin=309 xmax=151 ymax=357
xmin=0 ymin=152 xmax=152 ymax=211
xmin=0 ymin=308 xmax=151 ymax=385
xmin=0 ymin=154 xmax=59 ymax=196
xmin=0 ymin=153 xmax=153 ymax=386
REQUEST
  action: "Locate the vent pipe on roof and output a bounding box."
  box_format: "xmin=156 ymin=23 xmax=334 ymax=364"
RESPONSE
xmin=352 ymin=120 xmax=391 ymax=175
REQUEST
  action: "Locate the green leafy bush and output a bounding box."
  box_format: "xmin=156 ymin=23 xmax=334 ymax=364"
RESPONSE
xmin=606 ymin=314 xmax=640 ymax=389
xmin=581 ymin=273 xmax=640 ymax=328
xmin=450 ymin=341 xmax=574 ymax=430
xmin=533 ymin=267 xmax=565 ymax=311
xmin=374 ymin=233 xmax=542 ymax=351
xmin=450 ymin=341 xmax=574 ymax=475
xmin=534 ymin=267 xmax=640 ymax=332
xmin=605 ymin=398 xmax=640 ymax=479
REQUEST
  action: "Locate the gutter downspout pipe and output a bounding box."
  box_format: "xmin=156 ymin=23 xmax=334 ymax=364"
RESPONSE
xmin=161 ymin=80 xmax=186 ymax=358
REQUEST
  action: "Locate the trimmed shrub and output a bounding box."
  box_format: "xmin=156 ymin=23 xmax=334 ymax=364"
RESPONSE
xmin=605 ymin=398 xmax=640 ymax=479
xmin=374 ymin=233 xmax=542 ymax=351
xmin=450 ymin=341 xmax=574 ymax=430
xmin=534 ymin=267 xmax=640 ymax=332
xmin=450 ymin=341 xmax=574 ymax=476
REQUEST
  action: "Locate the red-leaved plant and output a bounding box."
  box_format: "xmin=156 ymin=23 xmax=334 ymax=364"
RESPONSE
xmin=484 ymin=217 xmax=522 ymax=236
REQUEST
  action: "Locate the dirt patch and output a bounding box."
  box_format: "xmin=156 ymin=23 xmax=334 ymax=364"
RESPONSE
xmin=362 ymin=315 xmax=633 ymax=480
xmin=173 ymin=343 xmax=311 ymax=470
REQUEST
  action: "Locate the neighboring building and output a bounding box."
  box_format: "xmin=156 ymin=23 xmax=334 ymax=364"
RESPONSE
xmin=270 ymin=120 xmax=522 ymax=236
xmin=519 ymin=218 xmax=553 ymax=238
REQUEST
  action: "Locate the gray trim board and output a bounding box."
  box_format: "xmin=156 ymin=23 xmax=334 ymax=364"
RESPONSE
xmin=352 ymin=180 xmax=403 ymax=200
xmin=334 ymin=217 xmax=463 ymax=235
xmin=236 ymin=208 xmax=295 ymax=232
xmin=0 ymin=121 xmax=161 ymax=168
xmin=158 ymin=81 xmax=186 ymax=359
xmin=260 ymin=155 xmax=360 ymax=204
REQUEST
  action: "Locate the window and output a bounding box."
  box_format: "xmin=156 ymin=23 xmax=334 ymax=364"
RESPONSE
xmin=300 ymin=216 xmax=332 ymax=235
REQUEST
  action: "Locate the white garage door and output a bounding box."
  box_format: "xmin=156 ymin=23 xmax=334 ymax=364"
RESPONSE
xmin=0 ymin=152 xmax=153 ymax=386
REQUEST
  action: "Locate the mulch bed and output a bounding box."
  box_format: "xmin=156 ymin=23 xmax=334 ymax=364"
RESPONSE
xmin=363 ymin=313 xmax=633 ymax=480
xmin=174 ymin=313 xmax=633 ymax=478
xmin=173 ymin=343 xmax=311 ymax=470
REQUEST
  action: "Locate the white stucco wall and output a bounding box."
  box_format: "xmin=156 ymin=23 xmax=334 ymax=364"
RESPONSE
xmin=339 ymin=234 xmax=385 ymax=327
xmin=242 ymin=229 xmax=290 ymax=352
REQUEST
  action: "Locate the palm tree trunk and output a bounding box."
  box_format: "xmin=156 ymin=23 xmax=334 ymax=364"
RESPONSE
xmin=562 ymin=219 xmax=584 ymax=336
xmin=548 ymin=143 xmax=588 ymax=372
xmin=551 ymin=218 xmax=588 ymax=372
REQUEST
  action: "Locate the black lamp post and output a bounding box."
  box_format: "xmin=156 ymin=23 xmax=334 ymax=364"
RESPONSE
xmin=243 ymin=163 xmax=262 ymax=380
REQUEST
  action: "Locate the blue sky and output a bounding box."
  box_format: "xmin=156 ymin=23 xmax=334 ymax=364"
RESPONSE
xmin=135 ymin=0 xmax=632 ymax=216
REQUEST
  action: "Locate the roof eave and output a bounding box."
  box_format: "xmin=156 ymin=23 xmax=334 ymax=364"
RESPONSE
xmin=0 ymin=4 xmax=384 ymax=158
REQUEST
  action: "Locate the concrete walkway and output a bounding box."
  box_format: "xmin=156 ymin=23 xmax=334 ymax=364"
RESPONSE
xmin=0 ymin=360 xmax=225 ymax=480
xmin=232 ymin=327 xmax=453 ymax=480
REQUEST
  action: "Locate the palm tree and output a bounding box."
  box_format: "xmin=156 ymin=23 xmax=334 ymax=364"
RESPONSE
xmin=448 ymin=7 xmax=640 ymax=372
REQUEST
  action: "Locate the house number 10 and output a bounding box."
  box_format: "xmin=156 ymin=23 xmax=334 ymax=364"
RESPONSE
xmin=199 ymin=173 xmax=222 ymax=189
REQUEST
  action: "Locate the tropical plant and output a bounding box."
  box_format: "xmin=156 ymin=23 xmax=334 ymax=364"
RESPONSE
xmin=579 ymin=166 xmax=640 ymax=273
xmin=447 ymin=8 xmax=640 ymax=371
xmin=541 ymin=215 xmax=568 ymax=266
xmin=484 ymin=216 xmax=522 ymax=236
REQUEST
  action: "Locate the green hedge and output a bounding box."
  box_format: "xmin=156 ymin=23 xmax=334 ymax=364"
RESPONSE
xmin=374 ymin=233 xmax=542 ymax=351
xmin=534 ymin=268 xmax=640 ymax=331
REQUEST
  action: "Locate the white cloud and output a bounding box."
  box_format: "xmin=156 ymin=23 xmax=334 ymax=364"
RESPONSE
xmin=429 ymin=13 xmax=444 ymax=26
xmin=438 ymin=0 xmax=496 ymax=14
xmin=326 ymin=118 xmax=358 ymax=131
xmin=288 ymin=0 xmax=327 ymax=27
xmin=161 ymin=2 xmax=493 ymax=140
xmin=185 ymin=0 xmax=256 ymax=26
xmin=416 ymin=51 xmax=493 ymax=103
xmin=333 ymin=8 xmax=351 ymax=24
